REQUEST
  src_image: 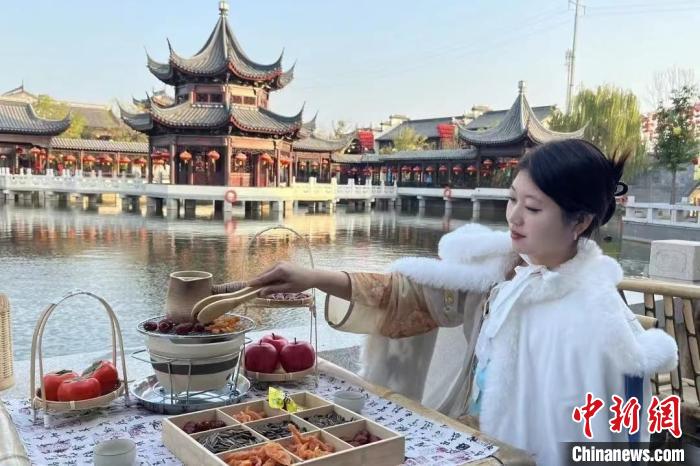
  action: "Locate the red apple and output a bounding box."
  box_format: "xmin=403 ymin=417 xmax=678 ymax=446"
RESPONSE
xmin=279 ymin=338 xmax=315 ymax=373
xmin=260 ymin=333 xmax=289 ymax=354
xmin=244 ymin=341 xmax=278 ymax=373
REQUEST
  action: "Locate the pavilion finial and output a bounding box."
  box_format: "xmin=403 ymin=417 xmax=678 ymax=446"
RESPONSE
xmin=518 ymin=80 xmax=526 ymax=95
xmin=219 ymin=1 xmax=229 ymax=17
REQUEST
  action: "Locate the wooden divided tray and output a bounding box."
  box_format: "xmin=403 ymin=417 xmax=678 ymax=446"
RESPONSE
xmin=162 ymin=391 xmax=405 ymax=465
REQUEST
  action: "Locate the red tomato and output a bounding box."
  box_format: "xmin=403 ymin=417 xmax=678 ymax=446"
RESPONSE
xmin=41 ymin=370 xmax=79 ymax=401
xmin=83 ymin=360 xmax=119 ymax=395
xmin=57 ymin=377 xmax=102 ymax=402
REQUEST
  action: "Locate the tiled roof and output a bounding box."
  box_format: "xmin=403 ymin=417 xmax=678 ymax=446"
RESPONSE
xmin=66 ymin=103 xmax=121 ymax=129
xmin=120 ymin=100 xmax=303 ymax=136
xmin=50 ymin=137 xmax=148 ymax=154
xmin=132 ymin=90 xmax=174 ymax=109
xmin=0 ymin=98 xmax=71 ymax=135
xmin=146 ymin=6 xmax=293 ymax=90
xmin=375 ymin=116 xmax=461 ymax=142
xmin=464 ymin=105 xmax=554 ymax=130
xmin=332 ymin=148 xmax=476 ymax=163
xmin=230 ymin=105 xmax=303 ymax=135
xmin=294 ymin=133 xmax=354 ymax=152
xmin=459 ymin=83 xmax=584 ymax=145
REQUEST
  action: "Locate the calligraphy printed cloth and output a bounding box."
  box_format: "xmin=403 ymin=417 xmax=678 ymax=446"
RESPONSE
xmin=3 ymin=373 xmax=497 ymax=466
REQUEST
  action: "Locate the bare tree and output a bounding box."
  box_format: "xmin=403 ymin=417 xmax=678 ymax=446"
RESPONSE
xmin=647 ymin=67 xmax=697 ymax=108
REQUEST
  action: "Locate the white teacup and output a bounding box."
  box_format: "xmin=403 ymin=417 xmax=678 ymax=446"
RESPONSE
xmin=93 ymin=438 xmax=136 ymax=466
xmin=333 ymin=390 xmax=365 ymax=413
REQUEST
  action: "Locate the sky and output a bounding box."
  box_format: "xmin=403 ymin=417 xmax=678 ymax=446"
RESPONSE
xmin=1 ymin=0 xmax=698 ymax=133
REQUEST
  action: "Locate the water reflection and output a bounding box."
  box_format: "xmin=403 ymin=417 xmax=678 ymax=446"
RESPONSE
xmin=0 ymin=201 xmax=648 ymax=360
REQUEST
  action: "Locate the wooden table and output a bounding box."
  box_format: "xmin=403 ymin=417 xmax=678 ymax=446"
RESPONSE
xmin=0 ymin=358 xmax=534 ymax=466
xmin=315 ymin=359 xmax=534 ymax=466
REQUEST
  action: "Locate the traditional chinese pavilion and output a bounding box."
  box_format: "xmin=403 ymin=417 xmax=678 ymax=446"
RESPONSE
xmin=121 ymin=1 xmax=302 ymax=187
xmin=457 ymin=81 xmax=584 ymax=187
xmin=329 ymin=82 xmax=584 ymax=190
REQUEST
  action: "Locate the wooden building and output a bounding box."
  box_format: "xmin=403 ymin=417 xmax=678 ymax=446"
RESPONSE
xmin=121 ymin=1 xmax=302 ymax=187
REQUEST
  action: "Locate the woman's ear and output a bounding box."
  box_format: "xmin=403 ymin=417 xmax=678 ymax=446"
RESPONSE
xmin=574 ymin=213 xmax=594 ymax=238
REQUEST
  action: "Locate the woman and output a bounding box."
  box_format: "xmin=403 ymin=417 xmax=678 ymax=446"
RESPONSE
xmin=249 ymin=140 xmax=678 ymax=465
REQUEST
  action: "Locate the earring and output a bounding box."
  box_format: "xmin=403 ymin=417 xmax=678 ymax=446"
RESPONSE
xmin=573 ymin=232 xmax=578 ymax=241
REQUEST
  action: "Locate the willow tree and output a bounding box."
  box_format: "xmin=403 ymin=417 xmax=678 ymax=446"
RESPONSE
xmin=549 ymin=85 xmax=647 ymax=181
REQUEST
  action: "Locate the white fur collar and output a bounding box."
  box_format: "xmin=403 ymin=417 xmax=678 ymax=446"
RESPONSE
xmin=389 ymin=223 xmax=624 ymax=302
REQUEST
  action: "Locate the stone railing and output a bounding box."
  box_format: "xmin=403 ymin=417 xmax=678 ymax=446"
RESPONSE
xmin=0 ymin=173 xmax=371 ymax=203
xmin=623 ymin=199 xmax=700 ymax=228
xmin=0 ymin=172 xmax=148 ymax=195
xmin=335 ymin=180 xmax=397 ymax=199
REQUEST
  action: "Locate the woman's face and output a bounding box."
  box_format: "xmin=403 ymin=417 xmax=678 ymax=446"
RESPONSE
xmin=506 ymin=170 xmax=587 ymax=268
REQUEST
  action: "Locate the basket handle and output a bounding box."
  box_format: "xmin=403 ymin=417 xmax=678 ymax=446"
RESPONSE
xmin=247 ymin=225 xmax=315 ymax=269
xmin=29 ymin=290 xmax=130 ymax=412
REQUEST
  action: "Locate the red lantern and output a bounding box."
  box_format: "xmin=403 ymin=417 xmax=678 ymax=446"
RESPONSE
xmin=334 ymin=166 xmax=341 ymax=173
xmin=100 ymin=155 xmax=113 ymax=165
xmin=153 ymin=158 xmax=165 ymax=165
xmin=350 ymin=167 xmax=358 ymax=174
xmin=452 ymin=165 xmax=463 ymax=173
xmin=30 ymin=147 xmax=40 ymax=156
xmin=64 ymin=154 xmax=77 ymax=163
xmin=439 ymin=165 xmax=448 ymax=173
xmin=84 ymin=155 xmax=96 ymax=163
xmin=482 ymin=159 xmax=493 ymax=167
xmin=508 ymin=158 xmax=519 ymax=167
xmin=261 ymin=153 xmax=274 ymax=164
xmin=179 ymin=150 xmax=192 ymax=162
xmin=425 ymin=166 xmax=435 ymax=173
xmin=235 ymin=152 xmax=247 ymax=161
xmin=311 ymin=160 xmax=320 ymax=168
xmin=15 ymin=147 xmax=24 ymax=155
xmin=207 ymin=150 xmax=220 ymax=161
xmin=322 ymin=159 xmax=329 ymax=166
xmin=467 ymin=165 xmax=477 ymax=174
xmin=412 ymin=165 xmax=422 ymax=173
xmin=401 ymin=165 xmax=411 ymax=172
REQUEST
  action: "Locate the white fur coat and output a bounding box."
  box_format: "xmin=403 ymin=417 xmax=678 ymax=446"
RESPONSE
xmin=359 ymin=223 xmax=678 ymax=465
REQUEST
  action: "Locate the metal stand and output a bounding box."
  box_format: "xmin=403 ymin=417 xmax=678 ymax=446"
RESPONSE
xmin=247 ymin=225 xmax=320 ymax=388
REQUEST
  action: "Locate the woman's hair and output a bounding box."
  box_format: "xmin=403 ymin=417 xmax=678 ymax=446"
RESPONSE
xmin=517 ymin=139 xmax=629 ymax=238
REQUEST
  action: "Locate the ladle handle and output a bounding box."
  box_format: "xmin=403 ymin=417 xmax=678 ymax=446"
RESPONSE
xmin=196 ymin=287 xmax=261 ymax=324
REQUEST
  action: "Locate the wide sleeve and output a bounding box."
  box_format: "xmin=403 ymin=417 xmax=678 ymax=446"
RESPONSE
xmin=324 ymin=271 xmax=484 ymax=338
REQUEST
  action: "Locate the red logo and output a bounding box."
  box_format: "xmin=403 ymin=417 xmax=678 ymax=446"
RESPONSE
xmin=572 ymin=394 xmax=682 ymax=439
xmin=572 ymin=392 xmax=605 ymax=439
xmin=609 ymin=395 xmax=641 ymax=435
xmin=648 ymin=395 xmax=681 ymax=438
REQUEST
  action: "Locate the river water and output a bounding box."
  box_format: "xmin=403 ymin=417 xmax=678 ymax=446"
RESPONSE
xmin=0 ymin=200 xmax=650 ymax=361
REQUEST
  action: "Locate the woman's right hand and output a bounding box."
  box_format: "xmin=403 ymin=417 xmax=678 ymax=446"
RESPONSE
xmin=248 ymin=261 xmax=317 ymax=296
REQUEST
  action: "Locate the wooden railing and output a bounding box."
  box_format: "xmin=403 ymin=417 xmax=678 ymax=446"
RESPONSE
xmin=618 ymin=277 xmax=700 ymax=420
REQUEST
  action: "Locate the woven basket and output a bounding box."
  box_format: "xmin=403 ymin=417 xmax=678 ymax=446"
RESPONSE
xmin=29 ymin=291 xmax=129 ymax=423
xmin=0 ymin=294 xmax=14 ymax=391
